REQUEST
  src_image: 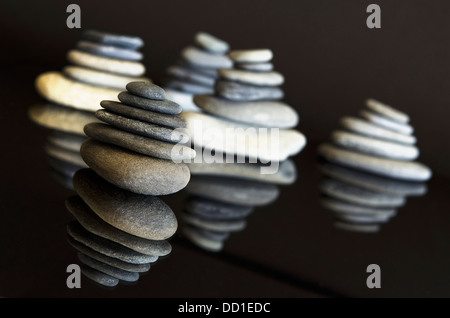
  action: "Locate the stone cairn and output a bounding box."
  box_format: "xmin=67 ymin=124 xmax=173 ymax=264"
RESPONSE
xmin=179 ymin=49 xmax=306 ymax=251
xmin=163 ymin=32 xmax=232 ymax=112
xmin=318 ymin=99 xmax=432 ymax=233
xmin=30 ymin=30 xmax=150 ymax=189
xmin=66 ymin=81 xmax=194 ymax=287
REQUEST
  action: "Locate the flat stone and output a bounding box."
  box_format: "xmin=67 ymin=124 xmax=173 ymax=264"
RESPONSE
xmin=66 ymin=195 xmax=172 ymax=256
xmin=340 ymin=116 xmax=416 ymax=145
xmin=166 ymin=65 xmax=216 ymax=86
xmin=181 ymin=225 xmax=224 ymax=252
xmin=67 ymin=236 xmax=151 ymax=273
xmin=82 ymin=30 xmax=144 ymax=49
xmin=218 ymin=69 xmax=284 ymax=86
xmin=29 ymin=103 xmax=100 ymax=135
xmin=193 ymin=94 xmax=298 ymax=128
xmin=318 ymin=143 xmax=432 ymax=181
xmin=320 ymin=197 xmax=397 ymax=216
xmin=67 ymin=220 xmax=156 ymax=264
xmin=164 ymin=79 xmax=214 ymax=95
xmin=186 ymin=159 xmax=297 ymax=185
xmin=100 ymin=100 xmax=186 ymax=129
xmin=181 ymin=46 xmax=233 ymax=69
xmin=126 ymin=81 xmax=166 ymax=100
xmin=177 ymin=60 xmax=219 ymax=78
xmin=194 ymin=32 xmax=229 ymax=54
xmin=47 ymin=130 xmax=85 ymax=153
xmin=332 ymin=211 xmax=392 ymax=224
xmin=78 ymin=253 xmax=139 ymax=282
xmin=73 ymin=168 xmax=178 ymax=239
xmin=235 ymin=62 xmax=274 ymax=72
xmin=63 ymin=66 xmax=151 ymax=90
xmin=228 ymin=49 xmax=273 ymax=63
xmin=84 ymin=123 xmax=195 ymax=161
xmin=320 ymin=178 xmax=405 ymax=207
xmin=77 ymin=41 xmax=143 ymax=61
xmin=185 ymin=197 xmax=253 ymax=219
xmin=118 ymin=91 xmax=182 ymax=114
xmin=80 ymin=139 xmax=191 ymax=195
xmin=360 ymin=110 xmax=413 ymax=135
xmin=182 ymin=111 xmax=306 ymax=162
xmin=67 ymin=50 xmax=145 ymax=76
xmin=319 ymin=163 xmax=428 ymax=196
xmin=45 ymin=141 xmax=87 ymax=167
xmin=95 ymin=110 xmax=187 ymax=144
xmin=215 ymin=80 xmax=284 ymax=101
xmin=365 ymin=99 xmax=409 ymax=123
xmin=80 ymin=264 xmax=119 ymax=287
xmin=35 ymin=72 xmax=121 ymax=112
xmin=180 ymin=211 xmax=247 ymax=232
xmin=185 ymin=176 xmax=280 ymax=206
xmin=331 ymin=130 xmax=419 ymax=160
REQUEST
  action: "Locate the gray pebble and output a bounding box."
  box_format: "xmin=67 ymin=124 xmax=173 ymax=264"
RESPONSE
xmin=118 ymin=91 xmax=182 ymax=114
xmin=333 ymin=221 xmax=380 ymax=233
xmin=77 ymin=41 xmax=143 ymax=61
xmin=331 ymin=130 xmax=419 ymax=160
xmin=181 ymin=225 xmax=224 ymax=252
xmin=100 ymin=100 xmax=186 ymax=129
xmin=366 ymin=98 xmax=409 ymax=123
xmin=78 ymin=253 xmax=139 ymax=282
xmin=65 ymin=195 xmax=172 ymax=256
xmin=360 ymin=110 xmax=413 ymax=135
xmin=164 ymin=79 xmax=214 ymax=94
xmin=80 ymin=264 xmax=119 ymax=287
xmin=318 ymin=143 xmax=432 ymax=181
xmin=185 ymin=197 xmax=254 ymax=220
xmin=84 ymin=123 xmax=195 ymax=161
xmin=320 ymin=178 xmax=406 ymax=207
xmin=235 ymin=62 xmax=274 ymax=72
xmin=180 ymin=211 xmax=247 ymax=232
xmin=82 ymin=30 xmax=144 ymax=49
xmin=126 ymin=81 xmax=166 ymax=100
xmin=215 ymin=80 xmax=284 ymax=101
xmin=72 ymin=168 xmax=179 ymax=239
xmin=194 ymin=32 xmax=229 ymax=54
xmin=185 ymin=176 xmax=279 ymax=206
xmin=193 ymin=94 xmax=298 ymax=128
xmin=166 ymin=65 xmax=216 ymax=86
xmin=182 ymin=46 xmax=233 ymax=69
xmin=67 ymin=220 xmax=156 ymax=264
xmin=67 ymin=236 xmax=151 ymax=273
xmin=228 ymin=49 xmax=273 ymax=63
xmin=218 ymin=69 xmax=284 ymax=86
xmin=95 ymin=110 xmax=186 ymax=144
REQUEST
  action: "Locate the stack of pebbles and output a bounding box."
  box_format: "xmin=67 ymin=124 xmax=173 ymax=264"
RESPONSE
xmin=163 ymin=32 xmax=232 ymax=112
xmin=179 ymin=49 xmax=306 ymax=251
xmin=30 ymin=30 xmax=150 ymax=189
xmin=318 ymin=99 xmax=432 ymax=233
xmin=66 ymin=82 xmax=194 ymax=287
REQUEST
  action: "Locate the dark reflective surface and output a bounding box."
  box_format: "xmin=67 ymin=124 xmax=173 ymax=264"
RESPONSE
xmin=2 ymin=0 xmax=450 ymax=298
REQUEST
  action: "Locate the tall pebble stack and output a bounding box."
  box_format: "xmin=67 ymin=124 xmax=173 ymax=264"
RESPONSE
xmin=29 ymin=30 xmax=150 ymax=189
xmin=318 ymin=99 xmax=431 ymax=233
xmin=163 ymin=32 xmax=232 ymax=112
xmin=66 ymin=81 xmax=193 ymax=287
xmin=179 ymin=49 xmax=306 ymax=251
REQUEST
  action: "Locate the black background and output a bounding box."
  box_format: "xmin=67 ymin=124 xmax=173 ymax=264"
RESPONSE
xmin=1 ymin=0 xmax=449 ymax=298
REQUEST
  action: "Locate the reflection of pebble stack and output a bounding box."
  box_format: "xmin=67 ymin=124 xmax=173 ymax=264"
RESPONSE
xmin=29 ymin=30 xmax=150 ymax=189
xmin=163 ymin=32 xmax=232 ymax=112
xmin=318 ymin=99 xmax=432 ymax=233
xmin=180 ymin=49 xmax=306 ymax=251
xmin=66 ymin=82 xmax=193 ymax=287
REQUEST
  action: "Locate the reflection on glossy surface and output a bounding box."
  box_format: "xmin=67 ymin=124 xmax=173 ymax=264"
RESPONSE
xmin=318 ymin=99 xmax=431 ymax=233
xmin=177 ymin=48 xmax=305 ymax=251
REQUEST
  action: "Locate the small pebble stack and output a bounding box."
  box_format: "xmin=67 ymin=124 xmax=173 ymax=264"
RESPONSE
xmin=179 ymin=49 xmax=306 ymax=251
xmin=163 ymin=32 xmax=232 ymax=111
xmin=318 ymin=99 xmax=431 ymax=233
xmin=30 ymin=30 xmax=150 ymax=189
xmin=66 ymin=82 xmax=193 ymax=287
